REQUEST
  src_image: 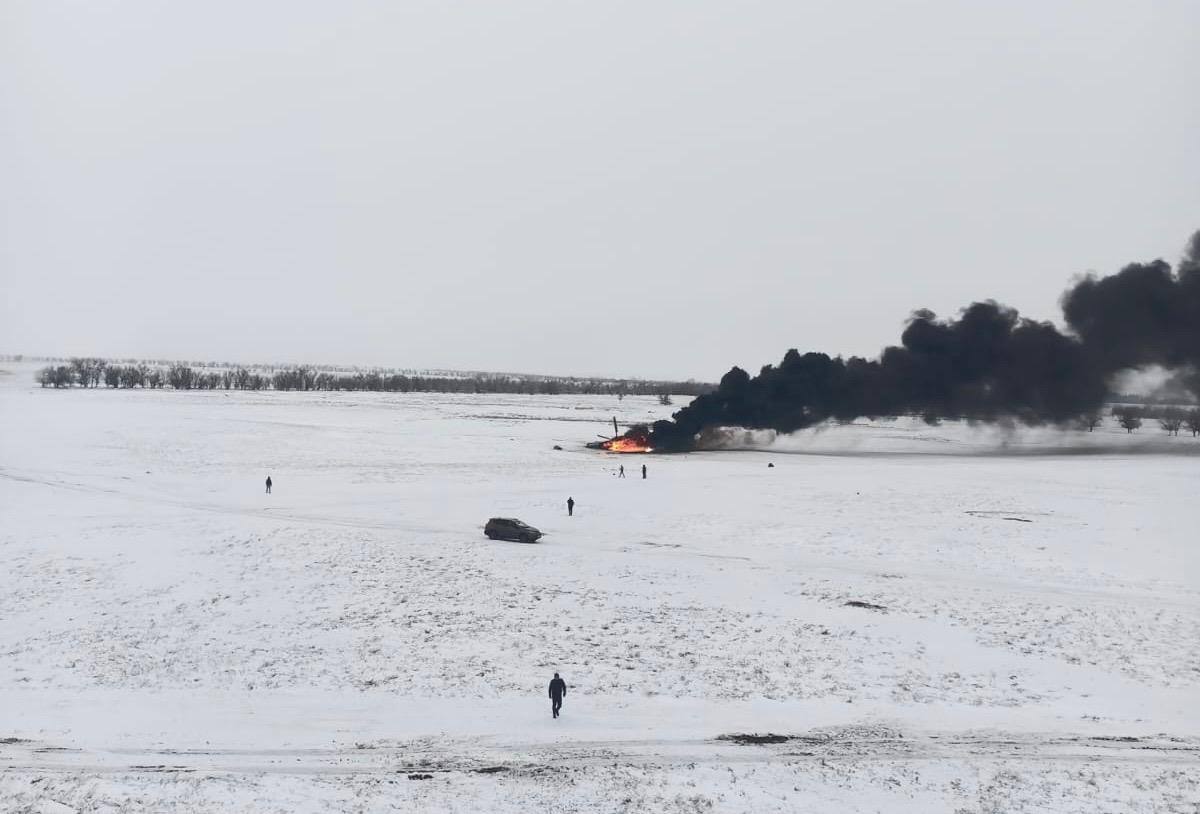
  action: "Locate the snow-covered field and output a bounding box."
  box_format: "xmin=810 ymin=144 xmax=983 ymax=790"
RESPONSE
xmin=1 ymin=361 xmax=1198 ymax=812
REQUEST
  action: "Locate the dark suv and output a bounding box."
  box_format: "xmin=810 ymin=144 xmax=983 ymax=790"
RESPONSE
xmin=484 ymin=517 xmax=542 ymax=543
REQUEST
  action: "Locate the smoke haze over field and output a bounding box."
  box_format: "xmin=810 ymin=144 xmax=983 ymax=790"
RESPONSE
xmin=640 ymin=233 xmax=1200 ymax=451
xmin=1 ymin=1 xmax=1198 ymax=378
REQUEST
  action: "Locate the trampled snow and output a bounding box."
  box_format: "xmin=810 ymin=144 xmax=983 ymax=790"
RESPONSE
xmin=1 ymin=362 xmax=1197 ymax=811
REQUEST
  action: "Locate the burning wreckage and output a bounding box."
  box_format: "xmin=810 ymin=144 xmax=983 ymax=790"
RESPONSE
xmin=586 ymin=418 xmax=654 ymax=453
xmin=589 ymin=228 xmax=1200 ymax=455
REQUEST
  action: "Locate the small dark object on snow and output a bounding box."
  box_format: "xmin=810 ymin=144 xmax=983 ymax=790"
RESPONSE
xmin=844 ymin=600 xmax=887 ymax=612
xmin=718 ymin=733 xmax=791 ymax=745
xmin=965 ymin=511 xmax=1033 ymax=523
xmin=553 ymin=444 xmax=563 ymax=450
xmin=485 ymin=518 xmax=542 ymax=543
xmin=767 ymin=462 xmax=774 ymax=468
xmin=475 ymin=766 xmax=509 ymax=774
xmin=407 ymin=773 xmax=433 ymax=780
xmin=129 ymin=764 xmax=188 ymax=772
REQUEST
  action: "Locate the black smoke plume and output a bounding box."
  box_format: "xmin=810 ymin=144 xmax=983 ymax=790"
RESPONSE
xmin=636 ymin=229 xmax=1200 ymax=452
xmin=1062 ymin=231 xmax=1200 ymax=397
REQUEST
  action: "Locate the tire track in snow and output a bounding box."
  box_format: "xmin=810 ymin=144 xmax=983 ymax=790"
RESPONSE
xmin=4 ymin=732 xmax=1198 ymax=776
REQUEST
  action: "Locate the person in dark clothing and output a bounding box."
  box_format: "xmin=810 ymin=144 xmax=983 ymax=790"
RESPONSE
xmin=618 ymin=465 xmax=625 ymax=478
xmin=566 ymin=497 xmax=574 ymax=516
xmin=641 ymin=464 xmax=647 ymax=479
xmin=549 ymin=672 xmax=567 ymax=718
xmin=265 ymin=475 xmax=272 ymax=494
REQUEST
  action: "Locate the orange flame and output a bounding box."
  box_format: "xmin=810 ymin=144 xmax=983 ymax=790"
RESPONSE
xmin=603 ymin=437 xmax=653 ymax=453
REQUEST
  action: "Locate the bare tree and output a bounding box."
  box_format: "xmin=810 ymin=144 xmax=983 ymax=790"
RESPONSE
xmin=658 ymin=392 xmax=673 ymax=406
xmin=168 ymin=365 xmax=195 ymax=390
xmin=70 ymin=357 xmax=91 ymax=388
xmin=121 ymin=364 xmax=148 ymax=388
xmin=1079 ymin=411 xmax=1102 ymax=432
xmin=1159 ymin=407 xmax=1184 ymax=436
xmin=1114 ymin=406 xmax=1143 ymax=433
xmin=1185 ymin=408 xmax=1200 ymax=438
xmin=40 ymin=365 xmax=75 ymax=388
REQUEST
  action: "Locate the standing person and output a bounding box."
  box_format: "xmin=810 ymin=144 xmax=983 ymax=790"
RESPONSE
xmin=265 ymin=475 xmax=272 ymax=494
xmin=618 ymin=465 xmax=625 ymax=478
xmin=641 ymin=463 xmax=647 ymax=479
xmin=548 ymin=672 xmax=567 ymax=718
xmin=567 ymin=496 xmax=575 ymax=517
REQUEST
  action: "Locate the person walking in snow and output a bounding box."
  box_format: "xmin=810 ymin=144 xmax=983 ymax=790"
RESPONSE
xmin=549 ymin=672 xmax=567 ymax=718
xmin=641 ymin=463 xmax=647 ymax=479
xmin=618 ymin=465 xmax=625 ymax=478
xmin=265 ymin=475 xmax=272 ymax=494
xmin=567 ymin=496 xmax=575 ymax=516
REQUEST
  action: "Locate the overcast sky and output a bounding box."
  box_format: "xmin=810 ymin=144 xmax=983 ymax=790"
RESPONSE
xmin=2 ymin=1 xmax=1197 ymax=380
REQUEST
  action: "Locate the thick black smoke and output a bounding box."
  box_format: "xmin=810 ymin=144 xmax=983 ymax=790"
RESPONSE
xmin=638 ymin=230 xmax=1200 ymax=452
xmin=1061 ymin=232 xmax=1200 ymax=397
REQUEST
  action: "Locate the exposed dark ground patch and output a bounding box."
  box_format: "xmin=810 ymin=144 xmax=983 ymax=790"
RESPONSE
xmin=844 ymin=600 xmax=887 ymax=611
xmin=718 ymin=733 xmax=791 ymax=745
xmin=965 ymin=510 xmax=1039 ymax=522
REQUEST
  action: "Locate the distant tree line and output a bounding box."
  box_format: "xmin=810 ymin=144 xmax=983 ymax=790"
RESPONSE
xmin=36 ymin=357 xmax=712 ymax=398
xmin=1110 ymin=405 xmax=1200 ymax=436
xmin=29 ymin=358 xmax=1199 ymax=438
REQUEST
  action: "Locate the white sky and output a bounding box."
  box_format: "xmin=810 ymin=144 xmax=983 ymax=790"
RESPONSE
xmin=2 ymin=1 xmax=1197 ymax=380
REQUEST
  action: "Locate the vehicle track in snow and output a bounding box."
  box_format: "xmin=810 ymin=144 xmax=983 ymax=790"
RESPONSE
xmin=4 ymin=732 xmax=1197 ymax=777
